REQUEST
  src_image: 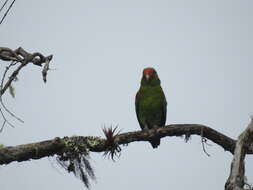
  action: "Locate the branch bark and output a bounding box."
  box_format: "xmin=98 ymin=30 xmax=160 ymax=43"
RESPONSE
xmin=1 ymin=124 xmax=253 ymax=165
xmin=225 ymin=119 xmax=253 ymax=190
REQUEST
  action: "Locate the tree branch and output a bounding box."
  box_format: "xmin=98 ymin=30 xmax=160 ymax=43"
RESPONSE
xmin=1 ymin=124 xmax=253 ymax=165
xmin=0 ymin=47 xmax=53 ymax=96
xmin=0 ymin=47 xmax=53 ymax=131
xmin=0 ymin=0 xmax=16 ymax=26
xmin=225 ymin=119 xmax=253 ymax=190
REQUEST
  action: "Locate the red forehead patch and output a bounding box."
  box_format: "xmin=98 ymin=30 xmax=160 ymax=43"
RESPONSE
xmin=143 ymin=68 xmax=156 ymax=75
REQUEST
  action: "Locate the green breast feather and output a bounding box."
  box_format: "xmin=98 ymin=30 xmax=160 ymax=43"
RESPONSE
xmin=136 ymin=85 xmax=167 ymax=129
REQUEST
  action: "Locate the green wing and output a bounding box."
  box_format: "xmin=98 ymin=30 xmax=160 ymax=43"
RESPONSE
xmin=135 ymin=91 xmax=145 ymax=130
xmin=160 ymin=88 xmax=167 ymax=127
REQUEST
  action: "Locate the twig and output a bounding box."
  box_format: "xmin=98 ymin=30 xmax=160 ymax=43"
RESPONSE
xmin=0 ymin=47 xmax=53 ymax=96
xmin=0 ymin=107 xmax=15 ymax=129
xmin=0 ymin=0 xmax=16 ymax=25
xmin=201 ymin=127 xmax=211 ymax=157
xmin=0 ymin=61 xmax=16 ymax=89
xmin=0 ymin=47 xmax=53 ymax=131
xmin=0 ymin=61 xmax=27 ymax=96
xmin=0 ymin=61 xmax=24 ymax=125
xmin=0 ymin=0 xmax=9 ymax=13
xmin=0 ymin=97 xmax=24 ymax=123
xmin=0 ymin=119 xmax=6 ymax=132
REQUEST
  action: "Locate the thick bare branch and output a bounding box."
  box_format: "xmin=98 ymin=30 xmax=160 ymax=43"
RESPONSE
xmin=1 ymin=124 xmax=253 ymax=165
xmin=225 ymin=119 xmax=253 ymax=190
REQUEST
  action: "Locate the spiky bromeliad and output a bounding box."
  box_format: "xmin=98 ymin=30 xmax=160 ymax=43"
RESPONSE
xmin=135 ymin=67 xmax=167 ymax=148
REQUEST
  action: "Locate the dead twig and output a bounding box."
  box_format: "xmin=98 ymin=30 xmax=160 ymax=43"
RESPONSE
xmin=0 ymin=61 xmax=23 ymax=127
xmin=0 ymin=0 xmax=16 ymax=25
xmin=0 ymin=107 xmax=15 ymax=130
xmin=200 ymin=127 xmax=211 ymax=157
xmin=0 ymin=0 xmax=9 ymax=13
xmin=0 ymin=47 xmax=53 ymax=96
xmin=0 ymin=47 xmax=53 ymax=131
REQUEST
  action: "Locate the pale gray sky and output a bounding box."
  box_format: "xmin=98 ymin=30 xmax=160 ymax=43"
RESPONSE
xmin=0 ymin=0 xmax=253 ymax=189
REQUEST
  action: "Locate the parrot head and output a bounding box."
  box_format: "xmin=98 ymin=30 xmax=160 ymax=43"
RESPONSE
xmin=141 ymin=67 xmax=160 ymax=85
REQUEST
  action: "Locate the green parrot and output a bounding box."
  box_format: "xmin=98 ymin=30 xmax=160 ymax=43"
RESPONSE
xmin=135 ymin=67 xmax=167 ymax=148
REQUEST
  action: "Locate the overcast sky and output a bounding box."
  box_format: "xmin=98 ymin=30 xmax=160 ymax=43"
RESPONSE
xmin=0 ymin=0 xmax=253 ymax=189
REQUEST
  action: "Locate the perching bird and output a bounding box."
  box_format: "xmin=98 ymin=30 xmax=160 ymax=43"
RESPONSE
xmin=135 ymin=67 xmax=167 ymax=148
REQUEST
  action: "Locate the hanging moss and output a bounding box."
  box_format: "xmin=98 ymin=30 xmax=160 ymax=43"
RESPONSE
xmin=56 ymin=136 xmax=102 ymax=189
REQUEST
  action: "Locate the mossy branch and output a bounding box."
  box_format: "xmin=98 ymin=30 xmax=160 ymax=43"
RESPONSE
xmin=1 ymin=124 xmax=253 ymax=165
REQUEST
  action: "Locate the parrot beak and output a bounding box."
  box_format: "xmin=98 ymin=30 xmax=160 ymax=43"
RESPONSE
xmin=145 ymin=74 xmax=150 ymax=81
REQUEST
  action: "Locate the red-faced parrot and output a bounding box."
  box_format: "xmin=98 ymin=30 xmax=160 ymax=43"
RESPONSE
xmin=135 ymin=67 xmax=167 ymax=148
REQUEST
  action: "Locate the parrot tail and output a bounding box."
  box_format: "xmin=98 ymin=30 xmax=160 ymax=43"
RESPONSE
xmin=150 ymin=137 xmax=160 ymax=148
